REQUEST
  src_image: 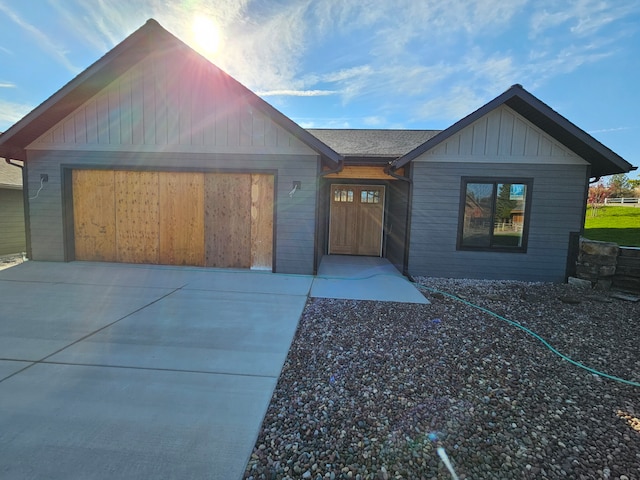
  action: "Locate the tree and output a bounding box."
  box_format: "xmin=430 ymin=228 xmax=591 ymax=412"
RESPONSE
xmin=495 ymin=184 xmax=516 ymax=222
xmin=607 ymin=174 xmax=634 ymax=198
xmin=587 ymin=182 xmax=610 ymax=216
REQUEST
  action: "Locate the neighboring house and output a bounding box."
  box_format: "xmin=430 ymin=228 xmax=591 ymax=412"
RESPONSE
xmin=0 ymin=20 xmax=634 ymax=281
xmin=0 ymin=153 xmax=26 ymax=256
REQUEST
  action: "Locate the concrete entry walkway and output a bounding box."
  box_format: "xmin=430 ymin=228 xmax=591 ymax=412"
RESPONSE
xmin=0 ymin=262 xmax=313 ymax=480
xmin=310 ymin=255 xmax=429 ymax=304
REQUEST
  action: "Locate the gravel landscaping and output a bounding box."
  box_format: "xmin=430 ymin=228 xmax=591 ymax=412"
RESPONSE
xmin=244 ymin=278 xmax=640 ymax=480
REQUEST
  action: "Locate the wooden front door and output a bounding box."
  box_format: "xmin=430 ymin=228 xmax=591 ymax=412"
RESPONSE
xmin=329 ymin=184 xmax=385 ymax=256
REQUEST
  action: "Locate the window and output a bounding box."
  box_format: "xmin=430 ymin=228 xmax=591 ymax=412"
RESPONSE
xmin=458 ymin=178 xmax=532 ymax=252
xmin=334 ymin=188 xmax=354 ymax=202
xmin=360 ymin=190 xmax=380 ymax=204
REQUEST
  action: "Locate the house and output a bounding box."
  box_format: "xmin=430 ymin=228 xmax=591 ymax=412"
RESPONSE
xmin=0 ymin=154 xmax=26 ymax=256
xmin=0 ymin=19 xmax=634 ymax=282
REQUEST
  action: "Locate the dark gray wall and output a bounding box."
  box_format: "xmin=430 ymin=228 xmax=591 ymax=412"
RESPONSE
xmin=0 ymin=188 xmax=26 ymax=255
xmin=408 ymin=162 xmax=589 ymax=282
xmin=385 ymin=180 xmax=410 ymax=272
xmin=25 ymin=150 xmax=319 ymax=274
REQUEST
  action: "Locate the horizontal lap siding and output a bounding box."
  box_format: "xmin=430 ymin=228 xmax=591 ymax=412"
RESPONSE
xmin=275 ymin=166 xmax=317 ymax=274
xmin=25 ymin=159 xmax=66 ymax=260
xmin=0 ymin=189 xmax=26 ymax=255
xmin=408 ymin=162 xmax=588 ymax=282
xmin=25 ymin=151 xmax=319 ymax=274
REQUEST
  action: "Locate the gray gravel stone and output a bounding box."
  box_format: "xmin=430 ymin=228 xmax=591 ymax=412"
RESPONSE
xmin=244 ymin=278 xmax=640 ymax=479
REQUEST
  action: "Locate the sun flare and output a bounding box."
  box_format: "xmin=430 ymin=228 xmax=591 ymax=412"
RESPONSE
xmin=192 ymin=15 xmax=220 ymax=55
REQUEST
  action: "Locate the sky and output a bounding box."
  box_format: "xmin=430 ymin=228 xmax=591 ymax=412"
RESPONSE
xmin=0 ymin=0 xmax=638 ymax=179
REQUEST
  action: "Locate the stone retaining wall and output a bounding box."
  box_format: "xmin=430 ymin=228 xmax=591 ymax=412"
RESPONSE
xmin=574 ymin=238 xmax=640 ymax=292
xmin=613 ymin=247 xmax=640 ymax=293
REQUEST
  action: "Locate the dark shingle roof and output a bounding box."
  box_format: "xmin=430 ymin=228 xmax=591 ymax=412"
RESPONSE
xmin=307 ymin=129 xmax=441 ymax=158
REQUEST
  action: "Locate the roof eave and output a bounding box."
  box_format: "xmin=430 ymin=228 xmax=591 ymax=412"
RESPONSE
xmin=391 ymin=88 xmax=517 ymax=170
xmin=0 ymin=19 xmax=167 ymax=160
xmin=503 ymin=92 xmax=633 ymax=177
xmin=0 ymin=19 xmax=343 ymax=167
xmin=392 ymin=85 xmax=634 ymax=177
xmin=247 ymin=97 xmax=342 ymax=166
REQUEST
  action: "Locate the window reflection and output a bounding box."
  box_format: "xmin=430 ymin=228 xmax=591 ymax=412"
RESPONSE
xmin=334 ymin=189 xmax=354 ymax=202
xmin=360 ymin=190 xmax=380 ymax=204
xmin=461 ymin=181 xmax=529 ymax=250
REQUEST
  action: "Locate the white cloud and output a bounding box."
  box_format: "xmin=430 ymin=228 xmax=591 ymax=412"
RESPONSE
xmin=0 ymin=82 xmax=16 ymax=88
xmin=256 ymin=89 xmax=338 ymax=97
xmin=0 ymin=1 xmax=80 ymax=73
xmin=0 ymin=99 xmax=34 ymax=128
xmin=363 ymin=116 xmax=385 ymax=126
xmin=320 ymin=66 xmax=374 ymax=84
xmin=3 ymin=0 xmax=635 ymax=132
xmin=589 ymin=126 xmax=635 ymax=134
xmin=530 ymin=0 xmax=638 ymax=37
xmin=413 ymin=84 xmax=486 ymax=123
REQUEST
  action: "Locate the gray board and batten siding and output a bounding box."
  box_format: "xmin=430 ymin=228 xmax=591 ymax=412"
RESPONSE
xmin=407 ymin=105 xmax=590 ymax=282
xmin=23 ymin=52 xmax=322 ymax=275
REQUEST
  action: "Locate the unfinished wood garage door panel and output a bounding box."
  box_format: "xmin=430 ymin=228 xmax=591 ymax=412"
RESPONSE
xmin=73 ymin=170 xmax=117 ymax=261
xmin=205 ymin=173 xmax=252 ymax=268
xmin=250 ymin=174 xmax=274 ymax=270
xmin=159 ymin=172 xmax=205 ymax=265
xmin=114 ymin=171 xmax=160 ymax=264
xmin=72 ymin=170 xmax=273 ymax=269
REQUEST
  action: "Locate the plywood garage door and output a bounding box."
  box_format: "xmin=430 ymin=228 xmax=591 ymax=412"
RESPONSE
xmin=72 ymin=170 xmax=273 ymax=269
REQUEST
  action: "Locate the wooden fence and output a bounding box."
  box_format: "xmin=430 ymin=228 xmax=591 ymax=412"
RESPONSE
xmin=604 ymin=197 xmax=640 ymax=206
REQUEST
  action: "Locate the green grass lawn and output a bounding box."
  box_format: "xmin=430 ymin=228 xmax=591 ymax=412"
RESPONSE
xmin=584 ymin=206 xmax=640 ymax=247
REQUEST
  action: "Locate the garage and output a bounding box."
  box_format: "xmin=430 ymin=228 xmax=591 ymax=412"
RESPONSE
xmin=72 ymin=170 xmax=274 ymax=269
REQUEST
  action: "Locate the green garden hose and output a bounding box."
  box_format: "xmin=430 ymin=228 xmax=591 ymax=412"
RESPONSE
xmin=418 ymin=285 xmax=640 ymax=388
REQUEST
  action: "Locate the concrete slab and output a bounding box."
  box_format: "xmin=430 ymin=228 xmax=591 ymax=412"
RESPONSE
xmin=51 ymin=289 xmax=308 ymax=377
xmin=0 ymin=360 xmax=29 ymax=380
xmin=0 ymin=363 xmax=275 ymax=480
xmin=0 ymin=261 xmax=312 ymax=295
xmin=311 ymin=255 xmax=429 ymax=304
xmin=0 ymin=280 xmax=177 ymax=360
xmin=0 ymin=262 xmax=313 ymax=480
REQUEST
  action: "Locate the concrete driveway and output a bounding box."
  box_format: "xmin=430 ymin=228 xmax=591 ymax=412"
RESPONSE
xmin=0 ymin=262 xmax=313 ymax=480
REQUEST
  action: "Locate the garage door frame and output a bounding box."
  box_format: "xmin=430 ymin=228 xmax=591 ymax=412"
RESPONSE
xmin=61 ymin=165 xmax=278 ymax=270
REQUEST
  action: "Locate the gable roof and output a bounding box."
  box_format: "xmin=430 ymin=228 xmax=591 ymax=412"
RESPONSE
xmin=392 ymin=84 xmax=635 ymax=178
xmin=307 ymin=129 xmax=440 ymax=158
xmin=0 ymin=19 xmax=342 ymax=166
